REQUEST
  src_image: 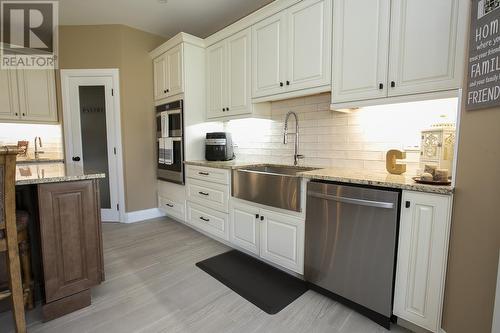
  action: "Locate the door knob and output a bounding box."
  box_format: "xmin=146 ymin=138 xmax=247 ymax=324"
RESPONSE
xmin=72 ymin=156 xmax=81 ymax=162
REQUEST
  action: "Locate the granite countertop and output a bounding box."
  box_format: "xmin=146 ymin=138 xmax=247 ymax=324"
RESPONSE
xmin=16 ymin=158 xmax=65 ymax=164
xmin=298 ymin=168 xmax=453 ymax=195
xmin=15 ymin=162 xmax=106 ymax=186
xmin=185 ymin=160 xmax=454 ymax=195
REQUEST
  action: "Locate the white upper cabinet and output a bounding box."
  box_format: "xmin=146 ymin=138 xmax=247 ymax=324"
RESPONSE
xmin=252 ymin=0 xmax=332 ymax=100
xmin=388 ymin=0 xmax=465 ymax=97
xmin=286 ymin=0 xmax=332 ymax=92
xmin=17 ymin=70 xmax=57 ymax=122
xmin=394 ymin=191 xmax=452 ymax=333
xmin=332 ymin=0 xmax=390 ymax=103
xmin=166 ymin=44 xmax=184 ymax=97
xmin=331 ymin=0 xmax=467 ymax=107
xmin=0 ymin=70 xmax=20 ymax=121
xmin=207 ymin=41 xmax=227 ymax=118
xmin=227 ymin=30 xmax=252 ymax=116
xmin=252 ymin=12 xmax=286 ymax=98
xmin=207 ymin=28 xmax=270 ymax=120
xmin=153 ymin=55 xmax=168 ymax=100
xmin=153 ymin=44 xmax=184 ymax=101
xmin=0 ymin=69 xmax=57 ymax=123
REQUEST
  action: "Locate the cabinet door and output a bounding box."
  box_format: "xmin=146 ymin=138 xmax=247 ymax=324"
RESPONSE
xmin=388 ymin=0 xmax=465 ymax=96
xmin=252 ymin=11 xmax=287 ymax=98
xmin=153 ymin=55 xmax=168 ymax=100
xmin=206 ymin=40 xmax=227 ymax=119
xmin=38 ymin=180 xmax=103 ymax=303
xmin=227 ymin=28 xmax=252 ymax=117
xmin=0 ymin=69 xmax=20 ymax=120
xmin=287 ymin=0 xmax=332 ymax=92
xmin=17 ymin=69 xmax=58 ymax=122
xmin=229 ymin=201 xmax=260 ymax=255
xmin=166 ymin=44 xmax=184 ymax=97
xmin=394 ymin=191 xmax=452 ymax=332
xmin=332 ymin=0 xmax=390 ymax=104
xmin=260 ymin=209 xmax=304 ymax=274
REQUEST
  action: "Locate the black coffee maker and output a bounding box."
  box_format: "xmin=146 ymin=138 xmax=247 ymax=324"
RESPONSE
xmin=205 ymin=132 xmax=235 ymax=161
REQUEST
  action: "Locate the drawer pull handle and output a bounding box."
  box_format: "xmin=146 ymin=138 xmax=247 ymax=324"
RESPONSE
xmin=200 ymin=216 xmax=210 ymax=222
xmin=198 ymin=191 xmax=209 ymax=196
xmin=198 ymin=172 xmax=210 ymax=176
xmin=166 ymin=203 xmax=174 ymax=208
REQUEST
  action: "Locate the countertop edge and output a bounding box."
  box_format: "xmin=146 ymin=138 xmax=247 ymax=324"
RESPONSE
xmin=16 ymin=173 xmax=106 ymax=186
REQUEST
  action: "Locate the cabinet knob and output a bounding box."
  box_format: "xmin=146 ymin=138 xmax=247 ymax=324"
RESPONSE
xmin=280 ymin=82 xmax=284 ymax=87
xmin=163 ymin=90 xmax=167 ymax=93
xmin=391 ymin=81 xmax=396 ymax=88
xmin=260 ymin=216 xmax=264 ymax=221
xmin=255 ymin=214 xmax=260 ymax=219
xmin=379 ymin=83 xmax=384 ymax=90
xmin=286 ymin=81 xmax=290 ymax=86
xmin=22 ymin=113 xmax=25 ymax=116
xmin=405 ymin=201 xmax=411 ymax=208
xmin=226 ymin=107 xmax=229 ymax=111
xmin=15 ymin=113 xmax=18 ymax=116
xmin=72 ymin=156 xmax=81 ymax=162
xmin=167 ymin=89 xmax=170 ymax=93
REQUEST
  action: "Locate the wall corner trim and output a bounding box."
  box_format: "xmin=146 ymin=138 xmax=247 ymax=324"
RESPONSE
xmin=123 ymin=208 xmax=166 ymax=224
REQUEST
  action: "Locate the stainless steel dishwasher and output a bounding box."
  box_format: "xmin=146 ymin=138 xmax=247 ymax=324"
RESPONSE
xmin=304 ymin=181 xmax=400 ymax=329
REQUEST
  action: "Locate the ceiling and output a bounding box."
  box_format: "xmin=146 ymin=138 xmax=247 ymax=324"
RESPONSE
xmin=59 ymin=0 xmax=275 ymax=39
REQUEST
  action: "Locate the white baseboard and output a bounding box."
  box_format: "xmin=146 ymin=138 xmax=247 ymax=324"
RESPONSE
xmin=123 ymin=208 xmax=166 ymax=224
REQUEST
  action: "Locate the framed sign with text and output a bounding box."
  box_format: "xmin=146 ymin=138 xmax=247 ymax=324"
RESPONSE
xmin=466 ymin=0 xmax=500 ymax=110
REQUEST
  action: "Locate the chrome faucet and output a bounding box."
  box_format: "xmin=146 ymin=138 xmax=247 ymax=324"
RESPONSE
xmin=283 ymin=111 xmax=304 ymax=166
xmin=34 ymin=136 xmax=44 ymax=159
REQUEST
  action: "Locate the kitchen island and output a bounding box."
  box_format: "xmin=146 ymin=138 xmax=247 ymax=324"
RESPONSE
xmin=12 ymin=162 xmax=106 ymax=321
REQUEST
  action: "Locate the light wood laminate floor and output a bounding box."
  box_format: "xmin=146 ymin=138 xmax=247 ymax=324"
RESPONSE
xmin=0 ymin=218 xmax=411 ymax=333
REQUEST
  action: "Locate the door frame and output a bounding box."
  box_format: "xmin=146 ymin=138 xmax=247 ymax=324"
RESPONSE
xmin=60 ymin=69 xmax=125 ymax=223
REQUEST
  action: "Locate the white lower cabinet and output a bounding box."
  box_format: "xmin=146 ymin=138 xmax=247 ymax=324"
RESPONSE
xmin=260 ymin=209 xmax=305 ymax=274
xmin=229 ymin=200 xmax=305 ymax=274
xmin=230 ymin=201 xmax=260 ymax=255
xmin=159 ymin=196 xmax=185 ymax=221
xmin=158 ymin=180 xmax=187 ymax=221
xmin=187 ymin=202 xmax=229 ymax=241
xmin=393 ymin=191 xmax=452 ymax=333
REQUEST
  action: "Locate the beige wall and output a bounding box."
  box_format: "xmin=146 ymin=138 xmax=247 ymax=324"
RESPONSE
xmin=442 ymin=2 xmax=500 ymax=331
xmin=59 ymin=25 xmax=165 ymax=212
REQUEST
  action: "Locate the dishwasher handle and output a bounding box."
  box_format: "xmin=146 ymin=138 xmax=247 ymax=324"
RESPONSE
xmin=308 ymin=191 xmax=395 ymax=209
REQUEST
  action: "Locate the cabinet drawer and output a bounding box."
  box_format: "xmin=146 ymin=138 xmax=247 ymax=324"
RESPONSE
xmin=159 ymin=196 xmax=185 ymax=221
xmin=186 ymin=165 xmax=230 ymax=185
xmin=187 ymin=202 xmax=229 ymax=241
xmin=186 ymin=178 xmax=229 ymax=213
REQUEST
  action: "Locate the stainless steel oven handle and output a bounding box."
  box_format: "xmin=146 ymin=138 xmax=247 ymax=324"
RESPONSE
xmin=308 ymin=191 xmax=395 ymax=209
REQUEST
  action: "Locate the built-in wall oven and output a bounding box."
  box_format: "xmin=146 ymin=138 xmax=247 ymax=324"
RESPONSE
xmin=156 ymin=100 xmax=184 ymax=184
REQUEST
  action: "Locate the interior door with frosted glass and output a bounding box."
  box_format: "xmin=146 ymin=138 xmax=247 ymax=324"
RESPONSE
xmin=67 ymin=76 xmax=119 ymax=221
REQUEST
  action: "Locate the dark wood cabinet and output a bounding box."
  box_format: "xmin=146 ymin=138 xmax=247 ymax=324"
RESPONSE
xmin=37 ymin=180 xmax=104 ymax=318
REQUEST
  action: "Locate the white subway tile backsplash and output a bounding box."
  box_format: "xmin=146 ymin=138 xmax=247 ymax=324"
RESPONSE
xmin=225 ymin=93 xmax=458 ymax=176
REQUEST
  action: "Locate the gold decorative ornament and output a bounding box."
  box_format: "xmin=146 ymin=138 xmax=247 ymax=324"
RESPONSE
xmin=386 ymin=150 xmax=407 ymax=175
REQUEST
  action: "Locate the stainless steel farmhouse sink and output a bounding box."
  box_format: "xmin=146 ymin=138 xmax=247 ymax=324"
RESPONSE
xmin=232 ymin=165 xmax=319 ymax=212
